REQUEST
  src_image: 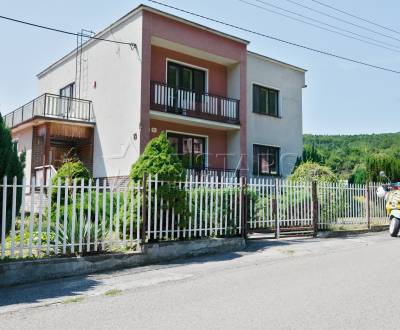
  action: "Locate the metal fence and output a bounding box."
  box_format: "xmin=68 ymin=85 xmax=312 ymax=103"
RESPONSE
xmin=0 ymin=175 xmax=389 ymax=260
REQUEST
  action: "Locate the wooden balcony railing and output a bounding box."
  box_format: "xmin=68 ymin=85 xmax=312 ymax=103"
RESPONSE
xmin=4 ymin=93 xmax=94 ymax=128
xmin=150 ymin=81 xmax=240 ymax=125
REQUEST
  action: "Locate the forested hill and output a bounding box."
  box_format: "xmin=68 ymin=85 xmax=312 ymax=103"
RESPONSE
xmin=303 ymin=132 xmax=400 ymax=179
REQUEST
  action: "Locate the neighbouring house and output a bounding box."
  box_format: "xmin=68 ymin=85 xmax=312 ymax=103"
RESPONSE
xmin=4 ymin=4 xmax=306 ymax=186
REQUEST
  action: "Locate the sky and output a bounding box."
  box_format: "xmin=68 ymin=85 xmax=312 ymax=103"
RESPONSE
xmin=0 ymin=0 xmax=399 ymax=135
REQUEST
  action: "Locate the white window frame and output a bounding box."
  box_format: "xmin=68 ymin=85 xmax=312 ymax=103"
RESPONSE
xmin=166 ymin=130 xmax=209 ymax=168
xmin=166 ymin=58 xmax=209 ymax=93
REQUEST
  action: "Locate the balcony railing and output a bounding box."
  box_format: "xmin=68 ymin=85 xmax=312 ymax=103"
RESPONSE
xmin=150 ymin=81 xmax=240 ymax=125
xmin=4 ymin=93 xmax=94 ymax=128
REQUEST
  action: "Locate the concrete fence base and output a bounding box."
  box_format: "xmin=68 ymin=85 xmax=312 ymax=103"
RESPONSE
xmin=0 ymin=237 xmax=245 ymax=288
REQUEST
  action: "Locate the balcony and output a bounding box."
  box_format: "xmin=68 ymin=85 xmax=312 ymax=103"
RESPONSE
xmin=4 ymin=93 xmax=94 ymax=129
xmin=150 ymin=81 xmax=240 ymax=125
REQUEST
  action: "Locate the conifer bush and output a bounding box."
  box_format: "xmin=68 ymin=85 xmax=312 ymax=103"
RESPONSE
xmin=0 ymin=114 xmax=25 ymax=240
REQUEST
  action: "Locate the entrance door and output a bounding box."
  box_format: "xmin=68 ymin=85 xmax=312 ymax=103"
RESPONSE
xmin=167 ymin=133 xmax=206 ymax=169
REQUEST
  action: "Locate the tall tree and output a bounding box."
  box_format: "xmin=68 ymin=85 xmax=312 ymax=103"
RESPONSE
xmin=0 ymin=113 xmax=25 ymax=240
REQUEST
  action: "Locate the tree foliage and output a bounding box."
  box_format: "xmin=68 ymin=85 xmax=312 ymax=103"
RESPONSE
xmin=302 ymin=133 xmax=400 ymax=182
xmin=290 ymin=162 xmax=338 ymax=183
xmin=0 ymin=113 xmax=25 ymax=239
xmin=295 ymin=144 xmax=324 ymax=168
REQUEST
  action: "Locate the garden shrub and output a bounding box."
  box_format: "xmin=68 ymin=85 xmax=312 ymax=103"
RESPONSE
xmin=130 ymin=133 xmax=190 ymax=233
xmin=0 ymin=114 xmax=25 ymax=240
xmin=289 ymin=162 xmax=338 ymax=183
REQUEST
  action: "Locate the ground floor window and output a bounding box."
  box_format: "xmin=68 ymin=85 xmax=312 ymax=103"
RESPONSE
xmin=253 ymin=144 xmax=280 ymax=176
xmin=167 ymin=133 xmax=206 ymax=169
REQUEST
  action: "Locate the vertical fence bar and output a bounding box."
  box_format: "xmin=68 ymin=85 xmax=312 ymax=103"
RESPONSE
xmin=64 ymin=178 xmax=72 ymax=254
xmin=46 ymin=178 xmax=52 ymax=255
xmin=122 ymin=185 xmax=127 ymax=247
xmin=94 ymin=179 xmax=99 ymax=252
xmin=312 ymin=181 xmax=318 ymax=237
xmin=54 ymin=177 xmax=61 ymax=255
xmin=366 ymin=183 xmax=371 ymax=229
xmin=68 ymin=179 xmax=76 ymax=254
xmin=141 ymin=174 xmax=148 ymax=244
xmin=19 ymin=178 xmax=26 ymax=258
xmin=37 ymin=178 xmax=44 ymax=257
xmin=115 ymin=187 xmax=120 ymax=246
xmin=102 ymin=180 xmax=106 ymax=250
xmin=153 ymin=175 xmax=158 ymax=240
xmin=109 ymin=181 xmax=114 ymax=248
xmin=240 ymin=176 xmax=246 ymax=238
xmin=28 ymin=177 xmax=35 ymax=257
xmin=136 ymin=182 xmax=141 ymax=244
xmin=87 ymin=179 xmax=92 ymax=252
xmin=79 ymin=179 xmax=85 ymax=253
xmin=10 ymin=177 xmax=17 ymax=258
xmin=275 ymin=178 xmax=280 ymax=239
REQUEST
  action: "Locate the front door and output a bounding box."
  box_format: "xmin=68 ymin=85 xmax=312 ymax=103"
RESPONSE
xmin=167 ymin=133 xmax=206 ymax=170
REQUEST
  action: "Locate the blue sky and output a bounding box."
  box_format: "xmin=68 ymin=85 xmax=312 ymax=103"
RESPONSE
xmin=1 ymin=0 xmax=399 ymax=134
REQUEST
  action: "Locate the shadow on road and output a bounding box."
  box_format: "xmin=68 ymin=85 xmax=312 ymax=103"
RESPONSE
xmin=0 ymin=277 xmax=99 ymax=308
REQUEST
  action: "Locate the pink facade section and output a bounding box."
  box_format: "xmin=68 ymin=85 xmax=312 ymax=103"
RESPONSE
xmin=140 ymin=9 xmax=248 ymax=170
xmin=150 ymin=46 xmax=228 ymax=97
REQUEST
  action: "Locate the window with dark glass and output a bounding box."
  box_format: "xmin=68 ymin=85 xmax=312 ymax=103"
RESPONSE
xmin=253 ymin=145 xmax=280 ymax=176
xmin=167 ymin=133 xmax=206 ymax=169
xmin=59 ymin=83 xmax=75 ymax=98
xmin=253 ymin=84 xmax=279 ymax=117
xmin=59 ymin=83 xmax=75 ymax=117
xmin=167 ymin=62 xmax=206 ymax=93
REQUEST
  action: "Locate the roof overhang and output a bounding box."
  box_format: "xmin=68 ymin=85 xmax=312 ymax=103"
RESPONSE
xmin=37 ymin=4 xmax=249 ymax=78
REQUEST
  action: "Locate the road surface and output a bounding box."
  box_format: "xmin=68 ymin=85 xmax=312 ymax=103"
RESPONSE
xmin=1 ymin=232 xmax=399 ymax=329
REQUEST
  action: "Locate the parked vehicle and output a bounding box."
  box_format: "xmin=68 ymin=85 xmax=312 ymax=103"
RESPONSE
xmin=376 ymin=171 xmax=400 ymax=237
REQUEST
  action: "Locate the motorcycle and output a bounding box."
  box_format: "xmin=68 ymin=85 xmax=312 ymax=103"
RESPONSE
xmin=376 ymin=171 xmax=400 ymax=237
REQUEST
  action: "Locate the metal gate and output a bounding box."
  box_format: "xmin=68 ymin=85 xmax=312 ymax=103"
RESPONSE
xmin=247 ymin=178 xmax=315 ymax=238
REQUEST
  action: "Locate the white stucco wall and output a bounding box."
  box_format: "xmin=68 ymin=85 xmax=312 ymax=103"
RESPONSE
xmin=13 ymin=127 xmax=33 ymax=183
xmin=37 ymin=12 xmax=144 ymax=178
xmin=246 ymin=52 xmax=305 ymax=177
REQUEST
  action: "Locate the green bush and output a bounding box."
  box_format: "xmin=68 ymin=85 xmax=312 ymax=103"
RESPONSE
xmin=52 ymin=160 xmax=91 ymax=186
xmin=290 ymin=162 xmax=338 ymax=183
xmin=0 ymin=114 xmax=25 ymax=240
xmin=130 ymin=132 xmax=184 ymax=181
xmin=130 ymin=133 xmax=190 ymax=236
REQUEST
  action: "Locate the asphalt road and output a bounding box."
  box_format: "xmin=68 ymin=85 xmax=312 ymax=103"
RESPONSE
xmin=1 ymin=232 xmax=399 ymax=329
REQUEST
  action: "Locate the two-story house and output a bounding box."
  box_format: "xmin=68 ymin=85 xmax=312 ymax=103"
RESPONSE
xmin=4 ymin=4 xmax=306 ymax=185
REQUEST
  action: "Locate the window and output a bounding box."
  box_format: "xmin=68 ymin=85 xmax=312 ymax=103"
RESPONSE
xmin=60 ymin=83 xmax=75 ymax=98
xmin=253 ymin=145 xmax=280 ymax=176
xmin=253 ymin=84 xmax=279 ymax=117
xmin=167 ymin=62 xmax=206 ymax=93
xmin=167 ymin=133 xmax=206 ymax=169
xmin=59 ymin=83 xmax=75 ymax=117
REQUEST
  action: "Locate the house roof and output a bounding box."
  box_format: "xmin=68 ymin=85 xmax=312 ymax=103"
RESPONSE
xmin=247 ymin=51 xmax=307 ymax=73
xmin=37 ymin=4 xmax=249 ymax=78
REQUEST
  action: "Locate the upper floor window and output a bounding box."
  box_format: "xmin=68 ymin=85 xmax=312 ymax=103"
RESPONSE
xmin=253 ymin=144 xmax=280 ymax=176
xmin=253 ymin=84 xmax=279 ymax=117
xmin=60 ymin=83 xmax=75 ymax=99
xmin=167 ymin=61 xmax=206 ymax=93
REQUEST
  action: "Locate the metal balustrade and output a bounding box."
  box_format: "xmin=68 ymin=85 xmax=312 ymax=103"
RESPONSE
xmin=4 ymin=93 xmax=94 ymax=128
